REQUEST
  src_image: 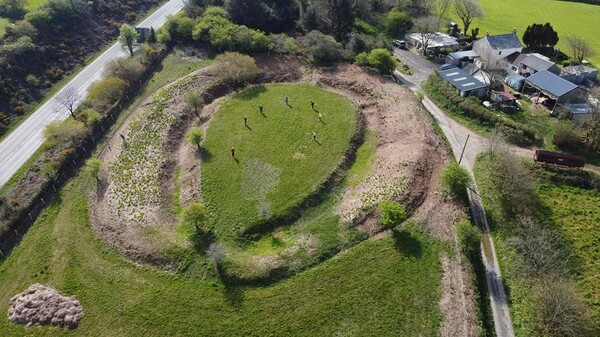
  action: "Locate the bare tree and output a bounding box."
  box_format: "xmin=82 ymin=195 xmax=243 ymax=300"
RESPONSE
xmin=413 ymin=16 xmax=441 ymax=55
xmin=476 ymin=47 xmax=509 ymax=93
xmin=509 ymin=217 xmax=571 ymax=278
xmin=536 ymin=280 xmax=591 ymax=337
xmin=565 ymin=36 xmax=596 ymax=64
xmin=434 ymin=0 xmax=453 ymax=21
xmin=454 ymin=0 xmax=484 ymax=35
xmin=206 ymin=242 xmax=226 ymax=273
xmin=56 ymin=87 xmax=80 ymax=119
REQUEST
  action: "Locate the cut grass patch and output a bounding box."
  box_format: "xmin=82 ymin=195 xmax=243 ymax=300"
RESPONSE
xmin=0 ymin=174 xmax=445 ymax=336
xmin=202 ymin=83 xmax=357 ymax=239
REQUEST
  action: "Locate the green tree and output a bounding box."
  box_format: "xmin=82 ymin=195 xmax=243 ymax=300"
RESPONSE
xmin=378 ymin=200 xmax=407 ymax=228
xmin=366 ymin=48 xmax=397 ymax=74
xmin=299 ymin=30 xmax=343 ymax=63
xmin=522 ymin=23 xmax=559 ymax=51
xmin=211 ymin=52 xmax=259 ymax=85
xmin=88 ymin=76 xmax=127 ymax=108
xmin=185 ymin=91 xmax=204 ymax=117
xmin=186 ymin=127 xmax=204 ymax=151
xmin=106 ymin=57 xmax=146 ymax=85
xmin=43 ymin=119 xmax=86 ymax=147
xmin=440 ymin=162 xmax=470 ymax=201
xmin=118 ymin=24 xmax=140 ymax=57
xmin=384 ymin=9 xmax=412 ymax=37
xmin=180 ymin=202 xmax=208 ymax=234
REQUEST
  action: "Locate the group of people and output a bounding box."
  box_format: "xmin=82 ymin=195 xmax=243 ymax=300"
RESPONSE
xmin=231 ymin=96 xmax=322 ymax=158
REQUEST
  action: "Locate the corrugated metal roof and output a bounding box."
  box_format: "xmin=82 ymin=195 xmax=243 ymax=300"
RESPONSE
xmin=448 ymin=50 xmax=478 ymax=59
xmin=525 ymin=70 xmax=578 ymax=98
xmin=440 ymin=68 xmax=486 ymax=91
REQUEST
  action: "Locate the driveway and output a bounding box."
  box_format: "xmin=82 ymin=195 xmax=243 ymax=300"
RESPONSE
xmin=392 ymin=47 xmax=437 ymax=88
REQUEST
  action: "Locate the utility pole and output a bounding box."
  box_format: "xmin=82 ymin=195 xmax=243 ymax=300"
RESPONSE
xmin=458 ymin=134 xmax=470 ymax=165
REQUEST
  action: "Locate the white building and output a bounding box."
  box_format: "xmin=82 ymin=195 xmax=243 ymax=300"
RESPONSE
xmin=473 ymin=30 xmax=523 ymax=68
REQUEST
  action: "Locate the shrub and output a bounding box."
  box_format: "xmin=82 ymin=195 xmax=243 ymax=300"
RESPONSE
xmin=456 ymin=219 xmax=480 ymax=261
xmin=211 ymin=52 xmax=258 ymax=85
xmin=180 ymin=202 xmax=208 ymax=235
xmin=345 ymin=33 xmax=389 ymax=56
xmin=562 ymin=60 xmax=571 ymax=67
xmin=441 ymin=162 xmax=470 ymax=201
xmin=105 ymin=57 xmax=146 ymax=85
xmin=268 ymin=33 xmax=298 ymax=55
xmin=378 ymin=200 xmax=407 ymax=228
xmin=354 ymin=51 xmax=368 ymax=66
xmin=299 ymin=30 xmax=343 ymax=64
xmin=552 ymin=121 xmax=582 ymax=149
xmin=535 ymin=281 xmax=591 ymax=337
xmin=79 ymin=108 xmax=101 ymax=126
xmin=43 ymin=119 xmax=87 ymax=148
xmin=366 ymin=48 xmax=397 ymax=74
xmin=87 ymin=76 xmax=127 ymax=109
xmin=186 ymin=127 xmax=204 ymax=150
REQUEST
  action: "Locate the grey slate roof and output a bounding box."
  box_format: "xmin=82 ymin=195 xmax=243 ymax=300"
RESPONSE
xmin=521 ymin=54 xmax=559 ymax=74
xmin=525 ymin=70 xmax=578 ymax=98
xmin=505 ymin=51 xmax=522 ymax=64
xmin=486 ymin=33 xmax=523 ymax=50
xmin=440 ymin=68 xmax=486 ymax=92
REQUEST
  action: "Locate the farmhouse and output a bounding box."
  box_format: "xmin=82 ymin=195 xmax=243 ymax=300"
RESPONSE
xmin=523 ymin=70 xmax=588 ymax=113
xmin=510 ymin=53 xmax=561 ymax=76
xmin=440 ymin=68 xmax=487 ymax=98
xmin=473 ymin=30 xmax=523 ymax=68
xmin=406 ymin=32 xmax=460 ymax=53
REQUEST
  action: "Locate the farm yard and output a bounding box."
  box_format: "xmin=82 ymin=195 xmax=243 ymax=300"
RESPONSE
xmin=464 ymin=0 xmax=600 ymax=65
xmin=0 ymin=50 xmax=482 ymax=336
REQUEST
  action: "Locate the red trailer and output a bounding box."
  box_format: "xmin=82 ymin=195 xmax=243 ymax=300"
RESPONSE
xmin=533 ymin=149 xmax=585 ymax=168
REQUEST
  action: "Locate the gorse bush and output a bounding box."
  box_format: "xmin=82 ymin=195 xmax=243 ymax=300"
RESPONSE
xmin=365 ymin=48 xmax=397 ymax=74
xmin=440 ymin=162 xmax=470 ymax=201
xmin=456 ymin=219 xmax=480 ymax=261
xmin=299 ymin=30 xmax=344 ymax=64
xmin=378 ymin=200 xmax=407 ymax=228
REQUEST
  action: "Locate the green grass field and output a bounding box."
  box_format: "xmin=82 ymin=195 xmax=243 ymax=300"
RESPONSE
xmin=0 ymin=174 xmax=445 ymax=336
xmin=464 ymin=0 xmax=600 ymax=65
xmin=202 ymin=83 xmax=357 ymax=239
xmin=536 ymin=182 xmax=600 ymax=323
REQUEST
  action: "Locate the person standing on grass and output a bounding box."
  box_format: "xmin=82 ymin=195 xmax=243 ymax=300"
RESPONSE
xmin=285 ymin=96 xmax=289 ymax=106
xmin=231 ymin=147 xmax=235 ymax=158
xmin=312 ymin=131 xmax=317 ymax=141
xmin=318 ymin=113 xmax=322 ymax=122
xmin=244 ymin=115 xmax=248 ymax=126
xmin=259 ymin=105 xmax=263 ymax=114
xmin=310 ymin=100 xmax=315 ymax=110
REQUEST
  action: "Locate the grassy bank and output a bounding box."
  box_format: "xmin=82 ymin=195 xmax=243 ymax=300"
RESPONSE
xmin=0 ymin=172 xmax=445 ymax=336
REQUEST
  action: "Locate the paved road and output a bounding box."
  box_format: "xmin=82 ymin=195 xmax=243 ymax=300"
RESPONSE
xmin=393 ymin=47 xmax=516 ymax=337
xmin=0 ymin=0 xmax=185 ymax=187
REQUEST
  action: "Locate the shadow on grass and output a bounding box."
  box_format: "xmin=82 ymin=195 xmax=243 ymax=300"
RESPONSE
xmin=199 ymin=147 xmax=213 ymax=162
xmin=236 ymin=85 xmax=267 ymax=101
xmin=391 ymin=229 xmax=422 ymax=258
xmin=222 ymin=282 xmax=245 ymax=310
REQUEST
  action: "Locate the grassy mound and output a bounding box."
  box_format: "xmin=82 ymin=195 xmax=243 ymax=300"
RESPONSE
xmin=202 ymin=83 xmax=357 ymax=239
xmin=0 ymin=177 xmax=445 ymax=336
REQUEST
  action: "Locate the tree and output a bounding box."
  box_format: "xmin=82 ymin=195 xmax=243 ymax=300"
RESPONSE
xmin=384 ymin=9 xmax=412 ymax=37
xmin=206 ymin=242 xmax=226 ymax=269
xmin=299 ymin=0 xmax=354 ymax=40
xmin=56 ymin=87 xmax=80 ymax=119
xmin=509 ymin=217 xmax=571 ymax=278
xmin=378 ymin=200 xmax=407 ymax=228
xmin=299 ymin=30 xmax=343 ymax=63
xmin=440 ymin=162 xmax=470 ymax=201
xmin=186 ymin=127 xmax=203 ymax=151
xmin=566 ymin=36 xmax=596 ymax=64
xmin=87 ymin=77 xmax=127 ymax=108
xmin=0 ymin=0 xmax=27 ymax=19
xmin=180 ymin=202 xmax=208 ymax=233
xmin=535 ymin=281 xmax=591 ymax=337
xmin=412 ymin=16 xmax=440 ymax=55
xmin=366 ymin=48 xmax=397 ymax=74
xmin=211 ymin=52 xmax=259 ymax=85
xmin=105 ymin=57 xmax=146 ymax=85
xmin=118 ymin=24 xmax=139 ymax=57
xmin=226 ymin=0 xmax=299 ymax=33
xmin=185 ymin=91 xmax=204 ymax=117
xmin=454 ymin=0 xmax=483 ymax=35
xmin=522 ymin=23 xmax=559 ymax=51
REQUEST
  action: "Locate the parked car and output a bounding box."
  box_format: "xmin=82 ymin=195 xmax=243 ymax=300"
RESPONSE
xmin=393 ymin=40 xmax=406 ymax=49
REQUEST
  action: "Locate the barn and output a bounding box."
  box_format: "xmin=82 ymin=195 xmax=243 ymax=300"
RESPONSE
xmin=439 ymin=68 xmax=487 ymax=98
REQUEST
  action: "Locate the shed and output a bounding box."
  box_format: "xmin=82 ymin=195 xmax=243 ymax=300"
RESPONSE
xmin=560 ymin=65 xmax=598 ymax=85
xmin=446 ymin=50 xmax=479 ymax=66
xmin=524 ymin=70 xmax=588 ymax=113
xmin=406 ymin=32 xmax=460 ymax=53
xmin=440 ymin=68 xmax=487 ymax=98
xmin=518 ymin=53 xmax=561 ymax=76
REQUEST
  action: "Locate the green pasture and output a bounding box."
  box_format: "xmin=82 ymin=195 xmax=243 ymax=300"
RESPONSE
xmin=201 ymin=83 xmax=357 ymax=239
xmin=464 ymin=0 xmax=600 ymax=65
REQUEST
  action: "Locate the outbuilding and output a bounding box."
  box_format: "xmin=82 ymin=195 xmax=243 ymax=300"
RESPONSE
xmin=560 ymin=65 xmax=598 ymax=85
xmin=523 ymin=70 xmax=588 ymax=112
xmin=440 ymin=68 xmax=487 ymax=98
xmin=445 ymin=50 xmax=479 ymax=67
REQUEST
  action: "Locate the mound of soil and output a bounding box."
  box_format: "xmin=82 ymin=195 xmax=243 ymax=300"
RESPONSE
xmin=7 ymin=284 xmax=84 ymax=329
